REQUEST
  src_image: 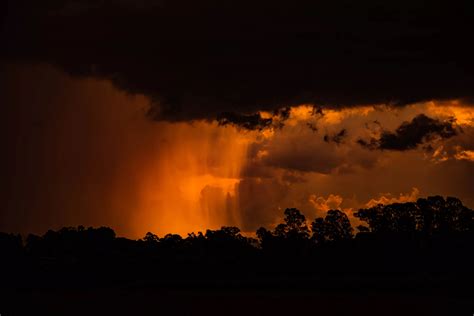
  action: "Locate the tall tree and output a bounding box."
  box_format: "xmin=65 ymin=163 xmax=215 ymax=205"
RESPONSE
xmin=311 ymin=210 xmax=353 ymax=243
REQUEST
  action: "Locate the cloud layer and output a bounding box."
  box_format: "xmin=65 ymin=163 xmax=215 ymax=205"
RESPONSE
xmin=3 ymin=0 xmax=474 ymax=121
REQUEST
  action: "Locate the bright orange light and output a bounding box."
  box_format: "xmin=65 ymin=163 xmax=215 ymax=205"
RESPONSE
xmin=130 ymin=121 xmax=253 ymax=237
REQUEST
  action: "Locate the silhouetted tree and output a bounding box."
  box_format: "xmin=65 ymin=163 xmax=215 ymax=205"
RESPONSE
xmin=311 ymin=210 xmax=353 ymax=244
xmin=273 ymin=208 xmax=310 ymax=239
xmin=24 ymin=226 xmax=116 ymax=259
xmin=419 ymin=196 xmax=474 ymax=232
xmin=257 ymin=208 xmax=311 ymax=258
xmin=355 ymin=196 xmax=474 ymax=234
xmin=202 ymin=226 xmax=255 ymax=260
xmin=205 ymin=226 xmax=242 ymax=240
xmin=160 ymin=234 xmax=183 ymax=249
xmin=143 ymin=232 xmax=160 ymax=244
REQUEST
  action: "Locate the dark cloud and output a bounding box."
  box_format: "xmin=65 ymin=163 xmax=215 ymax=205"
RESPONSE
xmin=217 ymin=112 xmax=273 ymax=131
xmin=3 ymin=0 xmax=474 ymax=122
xmin=215 ymin=107 xmax=292 ymax=130
xmin=324 ymin=129 xmax=348 ymax=144
xmin=263 ymin=145 xmax=345 ymax=174
xmin=358 ymin=114 xmax=459 ymax=151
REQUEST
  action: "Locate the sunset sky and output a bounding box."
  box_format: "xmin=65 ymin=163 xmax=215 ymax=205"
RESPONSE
xmin=1 ymin=0 xmax=473 ymax=238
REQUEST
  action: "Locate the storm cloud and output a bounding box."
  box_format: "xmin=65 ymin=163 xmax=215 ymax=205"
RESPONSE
xmin=358 ymin=114 xmax=459 ymax=151
xmin=3 ymin=0 xmax=474 ymax=122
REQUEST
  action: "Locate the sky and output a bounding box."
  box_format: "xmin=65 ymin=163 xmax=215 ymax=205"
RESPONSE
xmin=1 ymin=0 xmax=473 ymax=238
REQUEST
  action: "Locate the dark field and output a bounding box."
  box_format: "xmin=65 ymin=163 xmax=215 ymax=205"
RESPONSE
xmin=2 ymin=276 xmax=474 ymax=316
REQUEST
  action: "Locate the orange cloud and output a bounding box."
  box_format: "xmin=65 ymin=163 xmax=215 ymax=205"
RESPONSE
xmin=365 ymin=188 xmax=420 ymax=208
xmin=309 ymin=194 xmax=344 ymax=213
xmin=454 ymin=148 xmax=474 ymax=162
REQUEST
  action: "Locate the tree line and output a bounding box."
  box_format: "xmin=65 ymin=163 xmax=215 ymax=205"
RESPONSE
xmin=2 ymin=195 xmax=474 ymax=287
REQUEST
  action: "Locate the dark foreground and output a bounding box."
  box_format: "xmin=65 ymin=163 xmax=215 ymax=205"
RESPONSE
xmin=2 ymin=277 xmax=473 ymax=316
xmin=2 ymin=197 xmax=474 ymax=315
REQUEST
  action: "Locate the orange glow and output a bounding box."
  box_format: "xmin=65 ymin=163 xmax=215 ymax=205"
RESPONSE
xmin=365 ymin=188 xmax=420 ymax=208
xmin=4 ymin=63 xmax=474 ymax=238
xmin=130 ymin=121 xmax=253 ymax=236
xmin=319 ymin=106 xmax=374 ymax=125
xmin=419 ymin=100 xmax=474 ymax=126
xmin=3 ymin=63 xmax=259 ymax=238
xmin=454 ymin=147 xmax=474 ymax=161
